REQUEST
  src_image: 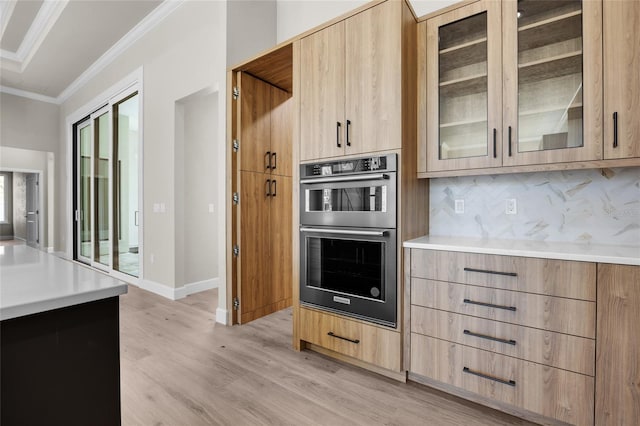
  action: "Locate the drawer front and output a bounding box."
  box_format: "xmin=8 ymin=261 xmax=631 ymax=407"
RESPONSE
xmin=411 ymin=334 xmax=594 ymax=426
xmin=299 ymin=307 xmax=401 ymax=371
xmin=410 ymin=249 xmax=596 ymax=301
xmin=411 ymin=306 xmax=595 ymax=376
xmin=411 ymin=278 xmax=595 ymax=338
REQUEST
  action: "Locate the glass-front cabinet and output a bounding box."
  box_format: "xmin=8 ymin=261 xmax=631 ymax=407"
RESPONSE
xmin=426 ymin=0 xmax=502 ymax=172
xmin=422 ymin=0 xmax=603 ymax=174
xmin=502 ymin=0 xmax=602 ymax=166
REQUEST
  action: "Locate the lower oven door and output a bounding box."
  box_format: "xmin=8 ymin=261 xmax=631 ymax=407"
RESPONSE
xmin=299 ymin=226 xmax=397 ymax=328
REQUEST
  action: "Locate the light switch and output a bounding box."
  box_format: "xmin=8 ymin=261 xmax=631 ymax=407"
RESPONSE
xmin=153 ymin=203 xmax=159 ymax=213
xmin=160 ymin=203 xmax=166 ymax=213
xmin=208 ymin=203 xmax=215 ymax=213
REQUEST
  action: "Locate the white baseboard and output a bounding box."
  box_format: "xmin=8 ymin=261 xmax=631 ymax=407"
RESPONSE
xmin=46 ymin=246 xmax=54 ymax=253
xmin=139 ymin=277 xmax=219 ymax=301
xmin=54 ymin=251 xmax=68 ymax=259
xmin=216 ymin=308 xmax=228 ymax=325
xmin=174 ymin=278 xmax=219 ymax=299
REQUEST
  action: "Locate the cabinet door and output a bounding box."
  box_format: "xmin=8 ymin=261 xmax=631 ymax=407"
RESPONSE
xmin=603 ymin=0 xmax=640 ymax=160
xmin=345 ymin=0 xmax=401 ymax=155
xmin=269 ymin=176 xmax=292 ymax=307
xmin=238 ymin=171 xmax=271 ymax=324
xmin=426 ymin=1 xmax=502 ymax=172
xmin=596 ymin=264 xmax=640 ymax=425
xmin=299 ymin=22 xmax=345 ymax=161
xmin=239 ymin=73 xmax=272 ymax=173
xmin=270 ymin=86 xmax=293 ymax=177
xmin=502 ymin=0 xmax=603 ymax=167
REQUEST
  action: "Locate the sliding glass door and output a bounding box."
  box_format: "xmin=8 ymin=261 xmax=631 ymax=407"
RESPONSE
xmin=74 ymin=90 xmax=140 ymax=278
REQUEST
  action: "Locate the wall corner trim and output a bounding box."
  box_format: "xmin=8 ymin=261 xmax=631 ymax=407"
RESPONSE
xmin=216 ymin=308 xmax=228 ymax=326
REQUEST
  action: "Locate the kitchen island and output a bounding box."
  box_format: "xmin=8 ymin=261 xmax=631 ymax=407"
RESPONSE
xmin=0 ymin=245 xmax=127 ymax=426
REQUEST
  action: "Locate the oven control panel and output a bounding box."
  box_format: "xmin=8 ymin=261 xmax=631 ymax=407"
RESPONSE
xmin=302 ymin=154 xmax=396 ymax=178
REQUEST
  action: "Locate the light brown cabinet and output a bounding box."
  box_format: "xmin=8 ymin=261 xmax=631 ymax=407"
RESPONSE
xmin=406 ymin=248 xmax=597 ymax=425
xmin=596 ymin=263 xmax=640 ymax=425
xmin=418 ymin=0 xmax=640 ymax=176
xmin=299 ymin=0 xmax=402 ymax=161
xmin=299 ymin=306 xmax=401 ymax=372
xmin=234 ymin=72 xmax=293 ymax=324
xmin=603 ymin=0 xmax=640 ymax=161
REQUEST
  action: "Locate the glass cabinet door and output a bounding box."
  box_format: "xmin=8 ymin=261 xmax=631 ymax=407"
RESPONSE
xmin=426 ymin=0 xmax=502 ymax=172
xmin=503 ymin=0 xmax=602 ymax=165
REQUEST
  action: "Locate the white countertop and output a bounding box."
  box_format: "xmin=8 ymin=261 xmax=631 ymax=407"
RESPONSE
xmin=403 ymin=235 xmax=640 ymax=266
xmin=0 ymin=245 xmax=127 ymax=321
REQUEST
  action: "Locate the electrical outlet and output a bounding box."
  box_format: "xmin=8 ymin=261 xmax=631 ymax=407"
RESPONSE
xmin=506 ymin=198 xmax=517 ymax=215
xmin=454 ymin=199 xmax=465 ymax=214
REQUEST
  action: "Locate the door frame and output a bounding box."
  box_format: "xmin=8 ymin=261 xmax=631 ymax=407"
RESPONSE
xmin=66 ymin=67 xmax=144 ymax=284
xmin=0 ymin=168 xmax=44 ymax=248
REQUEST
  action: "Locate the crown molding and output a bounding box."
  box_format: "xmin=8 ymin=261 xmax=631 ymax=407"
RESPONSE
xmin=0 ymin=1 xmax=68 ymax=71
xmin=57 ymin=0 xmax=185 ymax=104
xmin=0 ymin=1 xmax=17 ymax=40
xmin=0 ymin=85 xmax=58 ymax=104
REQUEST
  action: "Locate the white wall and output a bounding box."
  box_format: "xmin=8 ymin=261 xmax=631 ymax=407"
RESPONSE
xmin=57 ymin=1 xmax=228 ymax=304
xmin=275 ymin=0 xmax=460 ymax=43
xmin=227 ymin=0 xmax=277 ymax=67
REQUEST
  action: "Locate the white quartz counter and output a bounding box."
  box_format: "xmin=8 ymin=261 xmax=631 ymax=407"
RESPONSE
xmin=0 ymin=245 xmax=127 ymax=321
xmin=403 ymin=235 xmax=640 ymax=266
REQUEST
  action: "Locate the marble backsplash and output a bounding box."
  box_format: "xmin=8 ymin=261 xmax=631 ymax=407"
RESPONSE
xmin=429 ymin=167 xmax=640 ymax=247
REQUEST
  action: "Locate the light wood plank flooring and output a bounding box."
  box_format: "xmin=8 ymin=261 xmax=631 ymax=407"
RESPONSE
xmin=120 ymin=286 xmax=538 ymax=425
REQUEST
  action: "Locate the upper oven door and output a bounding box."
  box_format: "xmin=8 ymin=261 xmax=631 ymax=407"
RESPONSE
xmin=300 ymin=172 xmax=396 ymax=228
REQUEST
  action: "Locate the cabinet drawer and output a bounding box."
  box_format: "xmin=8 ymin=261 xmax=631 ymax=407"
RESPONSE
xmin=411 ymin=278 xmax=595 ymax=338
xmin=411 ymin=334 xmax=594 ymax=426
xmin=299 ymin=307 xmax=401 ymax=371
xmin=411 ymin=306 xmax=595 ymax=376
xmin=411 ymin=249 xmax=596 ymax=301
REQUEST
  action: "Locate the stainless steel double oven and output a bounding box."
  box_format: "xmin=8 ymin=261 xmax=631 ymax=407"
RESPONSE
xmin=299 ymin=154 xmax=397 ymax=327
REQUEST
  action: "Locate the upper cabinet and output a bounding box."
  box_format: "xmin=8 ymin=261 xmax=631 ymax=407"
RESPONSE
xmin=425 ymin=1 xmax=502 ymax=172
xmin=300 ymin=1 xmax=402 ymax=161
xmin=603 ymin=0 xmax=640 ymax=160
xmin=419 ymin=0 xmax=640 ymax=176
xmin=502 ymin=0 xmax=602 ymax=167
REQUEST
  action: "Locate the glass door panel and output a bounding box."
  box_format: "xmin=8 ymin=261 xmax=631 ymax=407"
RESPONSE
xmin=113 ymin=93 xmax=139 ymax=277
xmin=438 ymin=12 xmax=488 ymax=160
xmin=516 ymin=0 xmax=584 ymax=153
xmin=78 ymin=123 xmax=92 ymax=261
xmin=94 ymin=112 xmax=111 ymax=267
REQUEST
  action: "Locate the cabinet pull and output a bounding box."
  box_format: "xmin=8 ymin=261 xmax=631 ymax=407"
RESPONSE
xmin=492 ymin=128 xmax=497 ymax=158
xmin=271 ymin=179 xmax=277 ymax=197
xmin=271 ymin=152 xmax=277 ymax=170
xmin=463 ymin=367 xmax=516 ymax=387
xmin=346 ymin=119 xmax=351 ymax=147
xmin=327 ymin=331 xmax=359 ymax=344
xmin=613 ymin=112 xmax=618 ymax=148
xmin=265 ymin=151 xmax=272 ymax=169
xmin=463 ymin=299 xmax=516 ymax=312
xmin=464 ymin=267 xmax=517 ymax=277
xmin=265 ymin=179 xmax=271 ymax=197
xmin=336 ymin=122 xmax=342 ymax=148
xmin=508 ymin=126 xmax=512 ymax=157
xmin=463 ymin=329 xmax=517 ymax=346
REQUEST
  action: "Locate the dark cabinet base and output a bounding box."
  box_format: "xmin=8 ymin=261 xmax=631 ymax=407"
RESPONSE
xmin=1 ymin=297 xmax=121 ymax=426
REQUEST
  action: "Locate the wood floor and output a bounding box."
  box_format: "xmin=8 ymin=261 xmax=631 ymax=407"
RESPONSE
xmin=120 ymin=286 xmax=538 ymax=425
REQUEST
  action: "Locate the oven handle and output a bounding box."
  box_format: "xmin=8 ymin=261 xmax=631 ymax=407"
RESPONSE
xmin=300 ymin=173 xmax=389 ymax=185
xmin=300 ymin=227 xmax=387 ymax=237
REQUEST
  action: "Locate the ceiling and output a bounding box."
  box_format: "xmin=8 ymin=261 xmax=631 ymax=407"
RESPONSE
xmin=0 ymin=0 xmax=162 ymax=102
xmin=0 ymin=0 xmax=443 ymax=105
